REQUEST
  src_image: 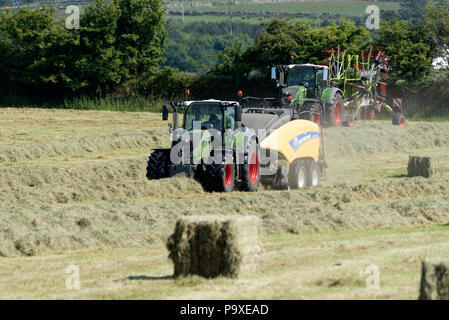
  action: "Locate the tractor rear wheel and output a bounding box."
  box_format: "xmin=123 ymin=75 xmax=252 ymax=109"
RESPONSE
xmin=328 ymin=94 xmax=344 ymax=127
xmin=146 ymin=149 xmax=170 ymax=180
xmin=240 ymin=139 xmax=260 ymax=192
xmin=392 ymin=113 xmax=406 ymax=127
xmin=288 ymin=160 xmax=307 ymax=189
xmin=196 ymin=163 xmax=235 ymax=193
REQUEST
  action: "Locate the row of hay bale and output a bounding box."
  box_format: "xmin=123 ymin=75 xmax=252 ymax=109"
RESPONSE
xmin=166 ymin=215 xmax=449 ymax=299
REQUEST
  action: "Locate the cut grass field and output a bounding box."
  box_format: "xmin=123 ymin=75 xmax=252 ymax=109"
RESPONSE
xmin=1 ymin=226 xmax=448 ymax=299
xmin=0 ymin=107 xmax=449 ymax=299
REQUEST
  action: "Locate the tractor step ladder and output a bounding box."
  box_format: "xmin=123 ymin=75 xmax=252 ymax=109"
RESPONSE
xmin=319 ymin=125 xmax=327 ymax=182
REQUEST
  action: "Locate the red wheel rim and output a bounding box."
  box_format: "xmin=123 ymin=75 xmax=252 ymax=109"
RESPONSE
xmin=400 ymin=117 xmax=405 ymax=127
xmin=313 ymin=108 xmax=320 ymax=124
xmin=334 ymin=102 xmax=342 ymax=125
xmin=249 ymin=153 xmax=259 ymax=184
xmin=370 ymin=109 xmax=375 ymax=120
xmin=224 ymin=164 xmax=232 ymax=188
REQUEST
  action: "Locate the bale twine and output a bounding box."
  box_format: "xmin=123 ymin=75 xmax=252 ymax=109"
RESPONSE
xmin=166 ymin=215 xmax=264 ymax=279
xmin=419 ymin=259 xmax=449 ymax=300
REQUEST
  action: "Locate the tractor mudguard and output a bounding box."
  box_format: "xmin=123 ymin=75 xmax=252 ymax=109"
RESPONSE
xmin=321 ymin=87 xmax=343 ymax=105
xmin=232 ymin=128 xmax=257 ymax=155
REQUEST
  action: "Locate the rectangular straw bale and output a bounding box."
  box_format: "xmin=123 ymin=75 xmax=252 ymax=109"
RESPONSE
xmin=408 ymin=155 xmax=449 ymax=178
xmin=408 ymin=156 xmax=432 ymax=178
xmin=166 ymin=215 xmax=263 ymax=279
xmin=419 ymin=259 xmax=449 ymax=300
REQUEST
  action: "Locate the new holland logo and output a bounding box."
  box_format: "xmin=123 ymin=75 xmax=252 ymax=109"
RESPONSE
xmin=289 ymin=132 xmax=320 ymax=152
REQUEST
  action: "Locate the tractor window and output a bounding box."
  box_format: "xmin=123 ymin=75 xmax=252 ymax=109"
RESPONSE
xmin=288 ymin=67 xmax=316 ymax=87
xmin=184 ymin=103 xmax=223 ymax=131
xmin=225 ymin=107 xmax=235 ymax=129
xmin=317 ymin=69 xmax=324 ymax=82
xmin=317 ymin=68 xmax=328 ymax=84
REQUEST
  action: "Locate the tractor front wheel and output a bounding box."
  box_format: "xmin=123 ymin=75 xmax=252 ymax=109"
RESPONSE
xmin=196 ymin=163 xmax=236 ymax=193
xmin=146 ymin=149 xmax=170 ymax=180
xmin=240 ymin=140 xmax=260 ymax=192
xmin=328 ymin=94 xmax=344 ymax=127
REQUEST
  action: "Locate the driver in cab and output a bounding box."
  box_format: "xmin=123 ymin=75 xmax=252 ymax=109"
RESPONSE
xmin=208 ymin=113 xmax=222 ymax=130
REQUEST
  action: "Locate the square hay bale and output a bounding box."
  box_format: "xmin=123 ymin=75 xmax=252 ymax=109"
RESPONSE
xmin=408 ymin=155 xmax=449 ymax=178
xmin=166 ymin=215 xmax=264 ymax=279
xmin=419 ymin=259 xmax=449 ymax=300
xmin=408 ymin=156 xmax=432 ymax=178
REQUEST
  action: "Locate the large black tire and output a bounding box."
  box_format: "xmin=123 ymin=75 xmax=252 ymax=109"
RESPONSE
xmin=196 ymin=163 xmax=235 ymax=193
xmin=327 ymin=94 xmax=344 ymax=127
xmin=392 ymin=113 xmax=406 ymax=127
xmin=288 ymin=160 xmax=307 ymax=189
xmin=307 ymin=162 xmax=321 ymax=187
xmin=240 ymin=138 xmax=260 ymax=192
xmin=146 ymin=149 xmax=170 ymax=180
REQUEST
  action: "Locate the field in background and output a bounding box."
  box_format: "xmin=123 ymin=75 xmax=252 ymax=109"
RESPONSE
xmin=1 ymin=107 xmax=449 ymax=299
xmin=6 ymin=0 xmax=400 ymax=25
xmin=165 ymin=0 xmax=400 ymax=24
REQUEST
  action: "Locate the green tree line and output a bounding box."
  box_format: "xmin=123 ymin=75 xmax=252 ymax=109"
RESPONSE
xmin=0 ymin=0 xmax=165 ymax=95
xmin=0 ymin=0 xmax=448 ymax=116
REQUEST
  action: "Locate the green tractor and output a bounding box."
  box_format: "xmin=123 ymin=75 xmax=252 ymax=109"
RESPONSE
xmin=146 ymin=96 xmax=326 ymax=193
xmin=146 ymin=100 xmax=262 ymax=193
xmin=254 ymin=46 xmax=405 ymax=127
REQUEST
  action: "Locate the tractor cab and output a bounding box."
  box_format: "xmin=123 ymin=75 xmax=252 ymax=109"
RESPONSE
xmin=274 ymin=64 xmax=329 ymax=104
xmin=183 ymin=101 xmax=239 ymax=132
xmin=162 ymin=100 xmax=242 ymax=134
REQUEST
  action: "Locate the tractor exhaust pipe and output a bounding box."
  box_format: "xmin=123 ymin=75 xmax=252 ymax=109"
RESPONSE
xmin=170 ymin=102 xmax=179 ymax=130
xmin=235 ymin=105 xmax=242 ymax=129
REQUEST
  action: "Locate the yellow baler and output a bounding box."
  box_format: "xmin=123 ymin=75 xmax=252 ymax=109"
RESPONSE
xmin=242 ymin=109 xmax=324 ymax=189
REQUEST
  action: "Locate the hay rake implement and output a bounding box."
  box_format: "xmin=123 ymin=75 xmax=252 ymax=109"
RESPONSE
xmin=325 ymin=45 xmax=405 ymax=127
xmin=245 ymin=45 xmax=406 ymax=128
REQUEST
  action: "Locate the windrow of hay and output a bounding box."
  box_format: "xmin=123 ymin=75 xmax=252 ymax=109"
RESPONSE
xmin=0 ymin=175 xmax=205 ymax=207
xmin=0 ymin=151 xmax=448 ymax=207
xmin=0 ymin=158 xmax=147 ymax=190
xmin=0 ymin=128 xmax=168 ymax=164
xmin=2 ymin=121 xmax=449 ymax=165
xmin=0 ymin=157 xmax=204 ymax=206
xmin=325 ymin=122 xmax=449 ymax=158
xmin=167 ymin=216 xmax=263 ymax=278
xmin=2 ymin=176 xmax=449 ymax=257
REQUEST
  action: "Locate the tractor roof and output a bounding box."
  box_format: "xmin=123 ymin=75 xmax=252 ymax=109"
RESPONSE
xmin=184 ymin=100 xmax=240 ymax=106
xmin=287 ymin=64 xmax=328 ymax=69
